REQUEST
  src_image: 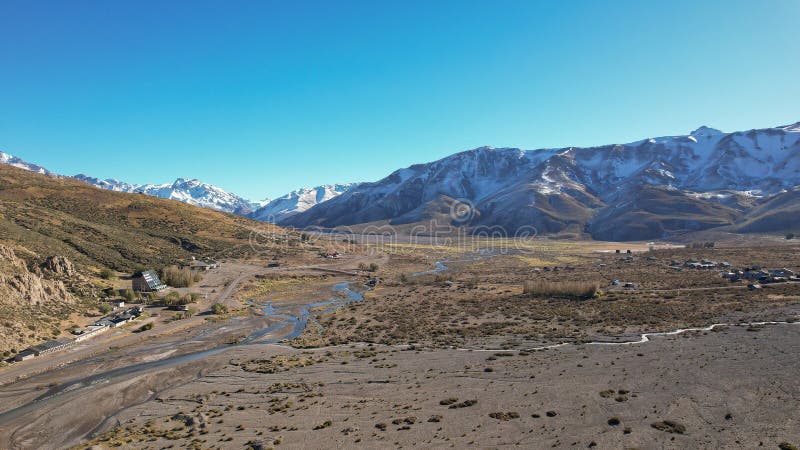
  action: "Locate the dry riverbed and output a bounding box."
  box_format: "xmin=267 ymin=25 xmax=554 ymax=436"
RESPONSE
xmin=74 ymin=322 xmax=800 ymax=449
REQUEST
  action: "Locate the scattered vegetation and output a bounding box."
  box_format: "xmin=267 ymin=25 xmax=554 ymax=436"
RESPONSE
xmin=523 ymin=280 xmax=600 ymax=299
xmin=211 ymin=303 xmax=228 ymax=315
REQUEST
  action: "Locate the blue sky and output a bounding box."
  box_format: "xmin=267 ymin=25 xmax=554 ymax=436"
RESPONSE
xmin=1 ymin=0 xmax=798 ymax=200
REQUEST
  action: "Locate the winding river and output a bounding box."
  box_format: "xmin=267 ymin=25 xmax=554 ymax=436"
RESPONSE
xmin=0 ymin=282 xmax=365 ymax=429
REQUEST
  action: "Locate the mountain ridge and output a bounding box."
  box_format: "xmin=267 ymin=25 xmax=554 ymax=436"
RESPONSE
xmin=284 ymin=122 xmax=800 ymax=240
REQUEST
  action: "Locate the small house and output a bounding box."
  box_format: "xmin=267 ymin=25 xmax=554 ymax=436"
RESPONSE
xmin=186 ymin=260 xmax=218 ymax=271
xmin=771 ymin=268 xmax=795 ymax=277
xmin=14 ymin=350 xmax=36 ymax=361
xmin=132 ymin=270 xmax=167 ymax=292
xmin=74 ymin=324 xmax=110 ymax=342
xmin=107 ymin=299 xmax=125 ymax=308
xmin=26 ymin=338 xmax=73 ymax=357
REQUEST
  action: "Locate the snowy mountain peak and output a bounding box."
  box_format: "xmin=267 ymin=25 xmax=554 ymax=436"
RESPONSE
xmin=250 ymin=183 xmax=359 ymax=223
xmin=0 ymin=151 xmax=55 ymax=176
xmin=780 ymin=121 xmax=800 ymax=132
xmin=74 ymin=175 xmax=256 ymax=215
xmin=690 ymin=126 xmax=724 ymax=137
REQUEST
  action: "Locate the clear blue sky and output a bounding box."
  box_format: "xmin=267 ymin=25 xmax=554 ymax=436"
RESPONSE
xmin=1 ymin=0 xmax=798 ymax=200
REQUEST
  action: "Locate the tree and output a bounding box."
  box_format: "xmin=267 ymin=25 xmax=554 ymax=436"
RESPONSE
xmin=163 ymin=291 xmax=181 ymax=306
xmin=122 ymin=289 xmax=137 ymax=303
xmin=98 ymin=303 xmax=112 ymax=314
xmin=161 ymin=265 xmax=202 ymax=288
xmin=211 ymin=303 xmax=228 ymax=315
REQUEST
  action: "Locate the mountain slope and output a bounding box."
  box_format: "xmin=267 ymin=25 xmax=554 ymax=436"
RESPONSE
xmin=250 ymin=184 xmax=358 ymax=223
xmin=731 ymin=188 xmax=800 ymax=233
xmin=285 ymin=123 xmax=800 ymax=240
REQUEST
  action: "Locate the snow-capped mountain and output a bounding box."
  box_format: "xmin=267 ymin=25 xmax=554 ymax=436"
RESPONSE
xmin=250 ymin=184 xmax=358 ymax=223
xmin=284 ymin=122 xmax=800 ymax=240
xmin=73 ymin=175 xmax=256 ymax=215
xmin=0 ymin=151 xmax=56 ymax=176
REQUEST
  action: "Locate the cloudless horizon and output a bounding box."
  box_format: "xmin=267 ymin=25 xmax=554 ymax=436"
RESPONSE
xmin=1 ymin=0 xmax=798 ymax=200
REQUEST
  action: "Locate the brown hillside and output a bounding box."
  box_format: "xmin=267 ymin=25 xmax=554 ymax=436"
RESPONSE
xmin=0 ymin=165 xmax=289 ymax=271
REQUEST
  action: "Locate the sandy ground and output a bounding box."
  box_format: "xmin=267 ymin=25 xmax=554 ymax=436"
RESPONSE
xmin=70 ymin=321 xmax=800 ymax=450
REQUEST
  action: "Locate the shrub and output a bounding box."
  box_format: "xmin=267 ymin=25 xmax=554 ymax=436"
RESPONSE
xmin=523 ymin=280 xmax=600 ymax=299
xmin=212 ymin=303 xmax=228 ymax=315
xmin=178 ymin=292 xmax=201 ymax=305
xmin=489 ymin=412 xmax=520 ymax=421
xmin=359 ymin=262 xmax=379 ymax=272
xmin=787 ymin=233 xmax=796 ymax=240
xmin=98 ymin=303 xmax=112 ymax=314
xmin=99 ymin=268 xmax=115 ymax=280
xmin=651 ymin=420 xmax=686 ymax=434
xmin=134 ymin=322 xmax=153 ymax=333
xmin=161 ymin=265 xmax=202 ymax=288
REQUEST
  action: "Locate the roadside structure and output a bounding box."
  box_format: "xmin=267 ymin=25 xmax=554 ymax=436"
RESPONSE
xmin=132 ymin=270 xmax=167 ymax=292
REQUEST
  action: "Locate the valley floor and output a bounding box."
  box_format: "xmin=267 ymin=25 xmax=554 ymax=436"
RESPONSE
xmin=0 ymin=238 xmax=799 ymax=449
xmin=72 ymin=319 xmax=800 ymax=449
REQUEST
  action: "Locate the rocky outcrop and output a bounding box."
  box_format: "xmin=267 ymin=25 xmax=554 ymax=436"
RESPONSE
xmin=1 ymin=244 xmax=77 ymax=353
xmin=1 ymin=246 xmax=74 ymax=305
xmin=42 ymin=255 xmax=75 ymax=276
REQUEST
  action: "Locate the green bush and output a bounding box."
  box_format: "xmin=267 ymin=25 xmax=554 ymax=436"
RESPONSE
xmin=211 ymin=303 xmax=228 ymax=315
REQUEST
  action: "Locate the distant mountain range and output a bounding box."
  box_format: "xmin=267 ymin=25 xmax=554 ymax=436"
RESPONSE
xmin=3 ymin=121 xmax=799 ymax=240
xmin=1 ymin=151 xmax=357 ymax=218
xmin=72 ymin=175 xmax=258 ymax=216
xmin=284 ymin=122 xmax=800 ymax=240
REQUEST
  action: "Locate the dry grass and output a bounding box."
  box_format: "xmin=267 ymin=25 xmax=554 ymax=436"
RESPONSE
xmin=522 ymin=279 xmax=600 ymax=299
